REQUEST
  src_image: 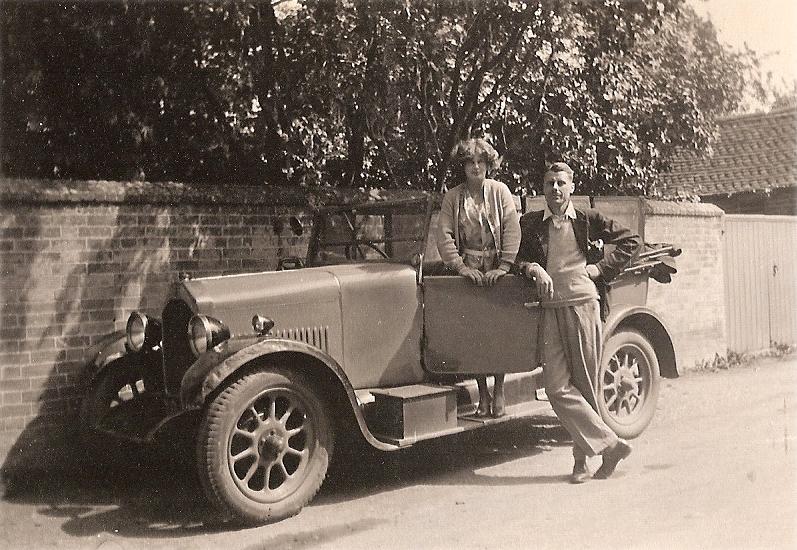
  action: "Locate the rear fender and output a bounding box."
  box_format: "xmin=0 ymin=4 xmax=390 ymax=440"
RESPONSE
xmin=179 ymin=337 xmax=398 ymax=451
xmin=604 ymin=305 xmax=678 ymax=378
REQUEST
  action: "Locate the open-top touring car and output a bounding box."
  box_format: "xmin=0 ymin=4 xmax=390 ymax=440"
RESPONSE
xmin=81 ymin=195 xmax=680 ymax=525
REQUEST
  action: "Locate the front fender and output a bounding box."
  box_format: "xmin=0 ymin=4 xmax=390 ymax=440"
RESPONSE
xmin=81 ymin=330 xmax=127 ymax=385
xmin=179 ymin=337 xmax=398 ymax=451
xmin=178 ymin=335 xmax=265 ymax=407
xmin=604 ymin=305 xmax=678 ymax=378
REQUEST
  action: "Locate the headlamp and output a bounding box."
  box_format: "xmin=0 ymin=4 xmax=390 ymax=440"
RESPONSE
xmin=188 ymin=315 xmax=230 ymax=356
xmin=125 ymin=312 xmax=162 ymax=352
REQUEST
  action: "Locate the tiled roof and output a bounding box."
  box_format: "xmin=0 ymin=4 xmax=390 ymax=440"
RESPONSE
xmin=658 ymin=107 xmax=797 ymax=198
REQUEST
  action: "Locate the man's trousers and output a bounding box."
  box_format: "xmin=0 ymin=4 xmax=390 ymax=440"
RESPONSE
xmin=540 ymin=299 xmax=618 ymax=460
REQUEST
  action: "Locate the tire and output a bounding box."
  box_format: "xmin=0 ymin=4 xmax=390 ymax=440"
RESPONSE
xmin=196 ymin=367 xmax=333 ymax=525
xmin=597 ymin=330 xmax=660 ymax=439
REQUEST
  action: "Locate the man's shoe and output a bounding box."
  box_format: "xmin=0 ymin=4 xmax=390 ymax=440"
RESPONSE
xmin=569 ymin=461 xmax=591 ymax=484
xmin=593 ymin=439 xmax=632 ymax=479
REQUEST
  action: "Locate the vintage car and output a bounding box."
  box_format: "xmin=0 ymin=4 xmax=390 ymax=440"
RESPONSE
xmin=80 ymin=195 xmax=679 ymax=525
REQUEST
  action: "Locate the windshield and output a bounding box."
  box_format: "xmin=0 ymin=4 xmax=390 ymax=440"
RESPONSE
xmin=307 ymin=199 xmax=430 ymax=267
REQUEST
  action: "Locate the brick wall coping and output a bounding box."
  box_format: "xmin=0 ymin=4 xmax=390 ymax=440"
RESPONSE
xmin=0 ymin=178 xmax=307 ymax=207
xmin=642 ymin=198 xmax=724 ymax=217
xmin=2 ymin=178 xmax=715 ymax=217
xmin=0 ymin=178 xmax=431 ymax=208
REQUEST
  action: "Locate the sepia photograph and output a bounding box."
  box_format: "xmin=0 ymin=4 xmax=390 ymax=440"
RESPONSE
xmin=1 ymin=1 xmax=795 ymax=548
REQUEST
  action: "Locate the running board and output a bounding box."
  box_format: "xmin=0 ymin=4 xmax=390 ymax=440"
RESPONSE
xmin=373 ymin=399 xmax=551 ymax=447
xmin=369 ymin=384 xmax=458 ymax=443
xmin=363 ymin=369 xmax=548 ymax=447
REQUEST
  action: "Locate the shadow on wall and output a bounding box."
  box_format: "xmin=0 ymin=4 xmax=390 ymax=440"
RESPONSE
xmin=1 ymin=208 xmax=44 ymax=487
xmin=1 ymin=199 xmax=306 ymax=491
xmin=1 ymin=203 xmax=170 ymax=489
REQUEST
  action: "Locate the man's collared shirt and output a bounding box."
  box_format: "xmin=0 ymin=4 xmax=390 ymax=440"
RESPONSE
xmin=543 ymin=200 xmax=577 ymax=229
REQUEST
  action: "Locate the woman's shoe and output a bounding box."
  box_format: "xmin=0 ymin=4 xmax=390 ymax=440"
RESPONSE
xmin=491 ymin=395 xmax=506 ymax=417
xmin=476 ymin=377 xmax=491 ymax=417
xmin=475 ymin=402 xmax=491 ymax=417
xmin=491 ymin=377 xmax=506 ymax=417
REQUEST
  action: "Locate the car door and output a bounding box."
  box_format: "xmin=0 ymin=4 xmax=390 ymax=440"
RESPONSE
xmin=422 ymin=274 xmax=541 ymax=375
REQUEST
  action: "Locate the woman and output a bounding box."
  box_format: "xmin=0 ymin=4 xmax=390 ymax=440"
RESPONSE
xmin=436 ymin=138 xmax=521 ymax=417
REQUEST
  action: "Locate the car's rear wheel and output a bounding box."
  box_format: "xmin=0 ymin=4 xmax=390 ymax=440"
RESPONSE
xmin=598 ymin=330 xmax=660 ymax=439
xmin=196 ymin=367 xmax=333 ymax=525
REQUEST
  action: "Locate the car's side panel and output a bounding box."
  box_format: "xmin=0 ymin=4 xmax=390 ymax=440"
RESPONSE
xmin=607 ymin=273 xmax=649 ymax=311
xmin=179 ymin=269 xmax=345 ymax=367
xmin=327 ymin=263 xmax=424 ymax=388
xmin=423 ymin=274 xmax=541 ymax=375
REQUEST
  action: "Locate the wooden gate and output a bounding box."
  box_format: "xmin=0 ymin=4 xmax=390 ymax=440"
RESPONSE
xmin=723 ymin=215 xmax=797 ymax=352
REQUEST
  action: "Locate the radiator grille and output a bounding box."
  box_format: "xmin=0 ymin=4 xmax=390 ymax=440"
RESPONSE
xmin=162 ymin=298 xmax=195 ymax=395
xmin=272 ymin=326 xmax=329 ymax=352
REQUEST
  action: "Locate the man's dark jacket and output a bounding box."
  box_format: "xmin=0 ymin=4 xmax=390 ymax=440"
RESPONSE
xmin=514 ymin=207 xmax=642 ymax=320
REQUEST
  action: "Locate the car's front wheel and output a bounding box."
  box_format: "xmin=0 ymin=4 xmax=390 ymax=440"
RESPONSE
xmin=598 ymin=330 xmax=660 ymax=439
xmin=196 ymin=367 xmax=333 ymax=525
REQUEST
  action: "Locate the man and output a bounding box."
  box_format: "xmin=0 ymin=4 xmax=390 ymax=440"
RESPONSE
xmin=516 ymin=162 xmax=642 ymax=483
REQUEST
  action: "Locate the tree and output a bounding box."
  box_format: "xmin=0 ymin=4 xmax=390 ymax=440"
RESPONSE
xmin=1 ymin=0 xmax=758 ymax=195
xmin=2 ymin=2 xmax=198 ymax=181
xmin=284 ymin=0 xmax=753 ymax=194
xmin=497 ymin=1 xmax=755 ymax=195
xmin=1 ymin=1 xmax=292 ymax=184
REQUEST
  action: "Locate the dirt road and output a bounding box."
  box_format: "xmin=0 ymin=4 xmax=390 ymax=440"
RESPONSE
xmin=2 ymin=357 xmax=795 ymax=550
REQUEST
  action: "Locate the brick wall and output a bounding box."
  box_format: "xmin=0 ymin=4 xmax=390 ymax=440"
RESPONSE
xmin=0 ymin=178 xmax=728 ymax=475
xmin=643 ymin=200 xmax=727 ymax=369
xmin=0 ymin=179 xmax=318 ymax=473
xmin=0 ymin=179 xmax=432 ymax=474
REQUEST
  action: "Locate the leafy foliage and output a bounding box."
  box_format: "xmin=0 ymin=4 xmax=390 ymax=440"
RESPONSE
xmin=1 ymin=0 xmax=759 ymax=194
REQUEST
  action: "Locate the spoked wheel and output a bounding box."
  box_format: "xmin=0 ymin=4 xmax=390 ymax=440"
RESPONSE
xmin=598 ymin=330 xmax=660 ymax=439
xmin=197 ymin=368 xmax=333 ymax=525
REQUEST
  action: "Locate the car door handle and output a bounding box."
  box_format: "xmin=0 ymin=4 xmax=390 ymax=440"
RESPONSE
xmin=524 ymin=301 xmax=540 ymax=309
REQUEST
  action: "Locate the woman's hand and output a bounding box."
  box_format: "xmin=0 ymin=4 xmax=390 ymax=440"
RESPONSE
xmin=483 ymin=268 xmax=507 ymax=287
xmin=458 ymin=266 xmax=485 ymax=286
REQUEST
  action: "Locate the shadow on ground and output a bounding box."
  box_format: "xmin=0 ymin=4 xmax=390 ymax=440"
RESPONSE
xmin=2 ymin=414 xmax=572 ymax=539
xmin=318 ymin=414 xmax=572 ymax=503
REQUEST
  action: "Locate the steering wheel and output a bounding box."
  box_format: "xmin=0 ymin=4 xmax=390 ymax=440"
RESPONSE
xmin=339 ymin=213 xmax=389 ymax=260
xmin=345 ymin=242 xmax=389 ymax=260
